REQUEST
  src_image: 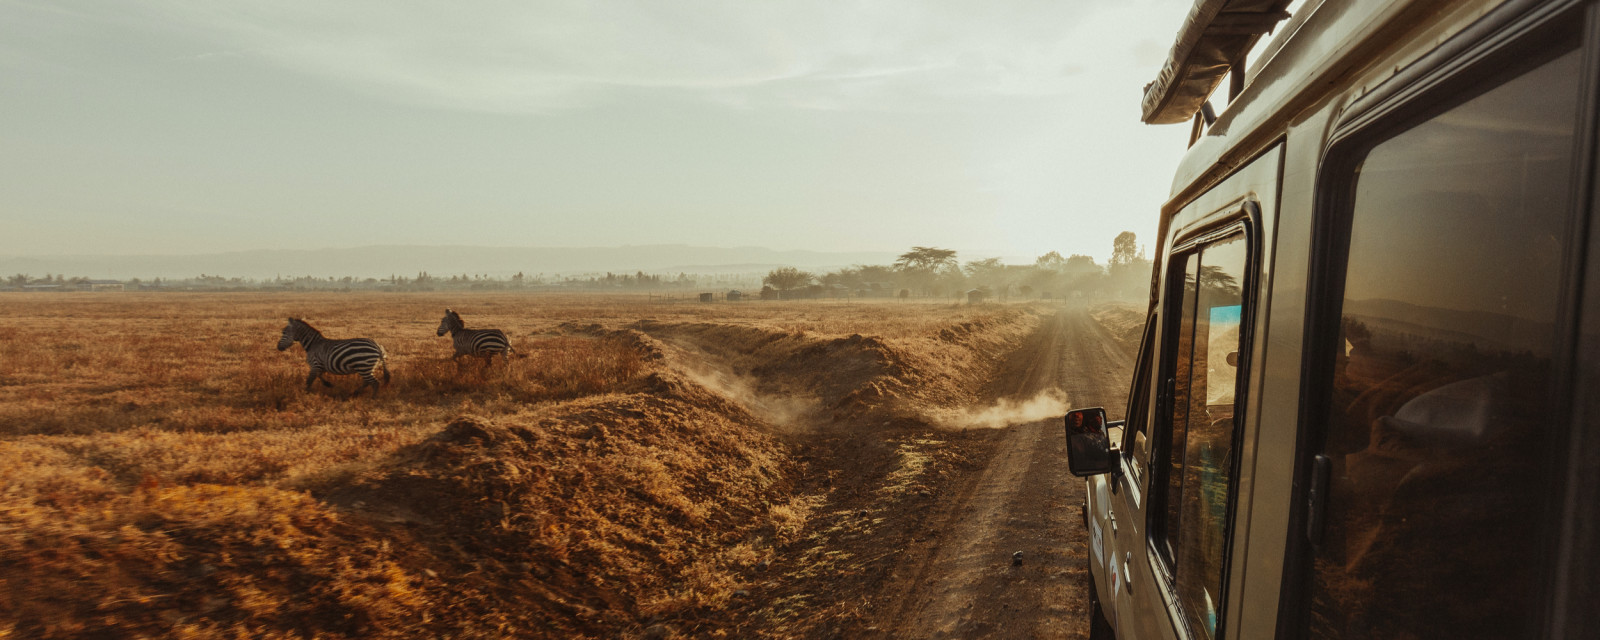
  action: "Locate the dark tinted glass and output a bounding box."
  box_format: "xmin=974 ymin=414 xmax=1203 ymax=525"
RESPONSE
xmin=1121 ymin=320 xmax=1158 ymax=456
xmin=1308 ymin=48 xmax=1581 ymax=638
xmin=1158 ymin=252 xmax=1200 ymax=564
xmin=1172 ymin=233 xmax=1245 ymax=640
xmin=1154 ymin=232 xmax=1248 ymax=639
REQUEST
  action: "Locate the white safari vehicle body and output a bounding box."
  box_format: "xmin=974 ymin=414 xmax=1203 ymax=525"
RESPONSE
xmin=1071 ymin=0 xmax=1600 ymax=638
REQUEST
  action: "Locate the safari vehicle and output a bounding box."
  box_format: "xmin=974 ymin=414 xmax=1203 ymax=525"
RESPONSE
xmin=1064 ymin=0 xmax=1599 ymax=637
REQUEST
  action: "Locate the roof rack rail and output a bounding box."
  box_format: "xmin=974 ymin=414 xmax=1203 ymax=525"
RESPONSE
xmin=1141 ymin=0 xmax=1293 ymax=125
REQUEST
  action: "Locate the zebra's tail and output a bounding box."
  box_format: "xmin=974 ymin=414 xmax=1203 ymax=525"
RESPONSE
xmin=379 ymin=346 xmax=393 ymax=385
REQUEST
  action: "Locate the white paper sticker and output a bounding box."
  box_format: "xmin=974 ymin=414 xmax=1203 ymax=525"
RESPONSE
xmin=1090 ymin=517 xmax=1104 ymax=566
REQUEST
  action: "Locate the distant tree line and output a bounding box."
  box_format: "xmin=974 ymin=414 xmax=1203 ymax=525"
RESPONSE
xmin=3 ymin=231 xmax=1155 ymax=298
xmin=759 ymin=232 xmax=1153 ymax=301
xmin=0 ymin=269 xmax=763 ymax=292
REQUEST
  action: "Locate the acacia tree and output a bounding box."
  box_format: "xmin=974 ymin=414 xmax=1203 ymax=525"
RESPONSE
xmin=821 ymin=266 xmax=860 ymax=289
xmin=964 ymin=257 xmax=1009 ymax=297
xmin=895 ymin=246 xmax=958 ymax=271
xmin=823 ymin=264 xmax=901 ymax=294
xmin=763 ymin=267 xmax=814 ymax=291
xmin=895 ymin=246 xmax=958 ymax=296
xmin=1065 ymin=254 xmax=1101 ymax=273
xmin=1110 ymin=232 xmax=1139 ymax=268
xmin=1108 ymin=232 xmax=1152 ymax=298
xmin=1034 ymin=251 xmax=1066 ymax=272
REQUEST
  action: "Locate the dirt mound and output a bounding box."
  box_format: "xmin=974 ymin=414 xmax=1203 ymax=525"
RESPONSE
xmin=554 ymin=322 xmax=670 ymax=363
xmin=313 ymin=388 xmax=797 ymax=638
xmin=1090 ymin=301 xmax=1146 ymax=355
xmin=0 ymin=329 xmax=799 ymax=639
xmin=633 ymin=310 xmax=1040 ymax=429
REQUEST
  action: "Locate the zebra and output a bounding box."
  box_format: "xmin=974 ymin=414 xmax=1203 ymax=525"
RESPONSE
xmin=436 ymin=308 xmax=514 ymax=366
xmin=276 ymin=318 xmax=391 ymax=397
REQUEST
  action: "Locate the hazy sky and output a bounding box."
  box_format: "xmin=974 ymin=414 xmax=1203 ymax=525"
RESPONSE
xmin=0 ymin=0 xmax=1195 ymax=264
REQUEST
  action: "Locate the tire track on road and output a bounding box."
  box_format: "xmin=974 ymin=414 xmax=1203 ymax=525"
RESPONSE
xmin=875 ymin=304 xmax=1135 ymax=639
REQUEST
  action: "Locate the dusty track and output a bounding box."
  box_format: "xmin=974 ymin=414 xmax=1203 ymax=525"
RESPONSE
xmin=869 ymin=304 xmax=1134 ymax=639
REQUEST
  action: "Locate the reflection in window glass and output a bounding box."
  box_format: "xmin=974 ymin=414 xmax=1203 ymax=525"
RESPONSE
xmin=1173 ymin=233 xmax=1245 ymax=640
xmin=1155 ymin=232 xmax=1247 ymax=640
xmin=1159 ymin=253 xmax=1200 ymax=565
xmin=1308 ymin=48 xmax=1580 ymax=639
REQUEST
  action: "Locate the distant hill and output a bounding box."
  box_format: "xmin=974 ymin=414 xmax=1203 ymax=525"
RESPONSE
xmin=1344 ymin=297 xmax=1555 ymax=356
xmin=0 ymin=245 xmax=902 ymax=280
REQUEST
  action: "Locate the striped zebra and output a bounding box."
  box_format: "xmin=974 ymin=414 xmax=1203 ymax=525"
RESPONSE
xmin=276 ymin=318 xmax=391 ymax=397
xmin=436 ymin=308 xmax=514 ymax=366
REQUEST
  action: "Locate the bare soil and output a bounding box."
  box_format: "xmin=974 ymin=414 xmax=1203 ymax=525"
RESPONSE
xmin=722 ymin=304 xmax=1136 ymax=639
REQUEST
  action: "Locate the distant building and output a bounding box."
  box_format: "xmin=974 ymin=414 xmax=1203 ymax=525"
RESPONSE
xmin=87 ymin=280 xmax=124 ymax=292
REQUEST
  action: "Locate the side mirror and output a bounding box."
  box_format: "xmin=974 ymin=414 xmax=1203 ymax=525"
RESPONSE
xmin=1065 ymin=408 xmax=1115 ymax=477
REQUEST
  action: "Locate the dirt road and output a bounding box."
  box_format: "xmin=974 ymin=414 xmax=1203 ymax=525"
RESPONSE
xmin=869 ymin=305 xmax=1135 ymax=639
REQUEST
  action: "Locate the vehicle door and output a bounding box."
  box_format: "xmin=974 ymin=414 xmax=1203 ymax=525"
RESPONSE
xmin=1103 ymin=141 xmax=1278 ymax=639
xmin=1283 ymin=3 xmax=1597 ymax=637
xmin=1120 ymin=133 xmax=1280 ymax=633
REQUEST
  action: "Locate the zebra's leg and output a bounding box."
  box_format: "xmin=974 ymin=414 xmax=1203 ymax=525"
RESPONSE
xmin=319 ymin=373 xmax=334 ymax=388
xmin=305 ymin=369 xmax=323 ymax=392
xmin=358 ymin=372 xmax=380 ymax=398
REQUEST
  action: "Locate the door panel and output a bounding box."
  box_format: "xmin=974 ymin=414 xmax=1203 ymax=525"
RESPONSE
xmin=1112 ymin=143 xmax=1279 ymax=640
xmin=1299 ymin=43 xmax=1585 ymax=640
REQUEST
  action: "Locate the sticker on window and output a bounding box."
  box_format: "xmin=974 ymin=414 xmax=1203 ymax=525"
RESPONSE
xmin=1206 ymin=304 xmax=1241 ymax=406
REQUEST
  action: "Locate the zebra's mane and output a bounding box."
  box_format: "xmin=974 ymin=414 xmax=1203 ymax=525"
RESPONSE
xmin=290 ymin=317 xmax=323 ymax=335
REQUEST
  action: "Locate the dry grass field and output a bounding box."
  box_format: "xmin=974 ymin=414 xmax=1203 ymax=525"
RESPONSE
xmin=0 ymin=292 xmax=1050 ymax=639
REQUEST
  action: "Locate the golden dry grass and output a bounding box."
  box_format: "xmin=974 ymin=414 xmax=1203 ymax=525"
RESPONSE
xmin=0 ymin=292 xmax=1045 ymax=638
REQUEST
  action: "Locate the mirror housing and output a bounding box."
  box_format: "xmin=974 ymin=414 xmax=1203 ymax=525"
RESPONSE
xmin=1065 ymin=407 xmax=1116 ymax=477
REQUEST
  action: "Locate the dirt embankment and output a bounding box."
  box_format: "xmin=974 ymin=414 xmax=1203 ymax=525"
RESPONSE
xmin=632 ymin=309 xmax=1039 ymax=429
xmin=1089 ymin=301 xmax=1146 ymax=355
xmin=619 ymin=309 xmax=1054 ymax=638
xmin=2 ymin=331 xmax=794 ymax=639
xmin=1 ymin=306 xmax=1048 ymax=639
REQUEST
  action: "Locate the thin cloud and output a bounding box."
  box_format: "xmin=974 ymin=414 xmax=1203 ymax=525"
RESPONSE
xmin=67 ymin=0 xmax=1151 ymax=113
xmin=0 ymin=0 xmax=1196 ymax=259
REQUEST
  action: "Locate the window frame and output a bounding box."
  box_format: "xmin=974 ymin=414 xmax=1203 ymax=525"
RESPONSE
xmin=1119 ymin=316 xmax=1159 ymax=504
xmin=1278 ymin=0 xmax=1599 ymax=636
xmin=1145 ymin=205 xmax=1261 ymax=640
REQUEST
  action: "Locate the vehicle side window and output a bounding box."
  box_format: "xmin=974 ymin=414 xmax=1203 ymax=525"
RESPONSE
xmin=1305 ymin=46 xmax=1582 ymax=638
xmin=1122 ymin=319 xmax=1158 ymax=450
xmin=1150 ymin=229 xmax=1249 ymax=640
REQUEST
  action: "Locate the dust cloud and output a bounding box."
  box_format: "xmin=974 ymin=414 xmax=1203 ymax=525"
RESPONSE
xmin=929 ymin=389 xmax=1070 ymax=430
xmin=681 ymin=366 xmax=818 ymax=431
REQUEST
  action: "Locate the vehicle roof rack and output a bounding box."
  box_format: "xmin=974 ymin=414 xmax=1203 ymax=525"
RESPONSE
xmin=1141 ymin=0 xmax=1294 ymax=125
